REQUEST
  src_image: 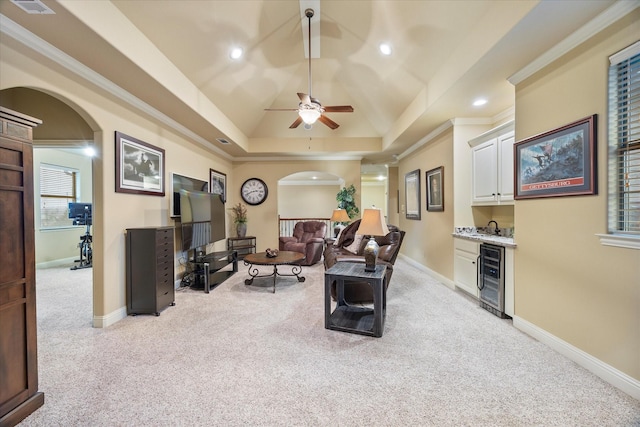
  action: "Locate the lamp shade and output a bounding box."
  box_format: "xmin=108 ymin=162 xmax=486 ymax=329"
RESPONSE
xmin=357 ymin=208 xmax=389 ymax=236
xmin=330 ymin=208 xmax=351 ymax=222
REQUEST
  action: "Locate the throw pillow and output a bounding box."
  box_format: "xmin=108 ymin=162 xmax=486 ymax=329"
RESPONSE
xmin=333 ymin=226 xmax=345 ymax=245
xmin=344 ymin=234 xmax=364 ymax=254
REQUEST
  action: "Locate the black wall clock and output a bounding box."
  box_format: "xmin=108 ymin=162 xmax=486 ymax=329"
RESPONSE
xmin=240 ymin=178 xmax=268 ymax=205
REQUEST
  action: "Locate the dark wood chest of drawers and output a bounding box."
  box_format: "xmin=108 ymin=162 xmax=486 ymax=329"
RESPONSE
xmin=126 ymin=227 xmax=175 ymax=316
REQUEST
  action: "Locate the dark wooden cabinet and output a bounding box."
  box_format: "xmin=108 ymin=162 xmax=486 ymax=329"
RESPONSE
xmin=126 ymin=227 xmax=175 ymax=316
xmin=0 ymin=107 xmax=44 ymax=426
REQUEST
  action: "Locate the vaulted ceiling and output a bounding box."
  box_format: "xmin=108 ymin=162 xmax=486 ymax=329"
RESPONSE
xmin=0 ymin=0 xmax=617 ymax=165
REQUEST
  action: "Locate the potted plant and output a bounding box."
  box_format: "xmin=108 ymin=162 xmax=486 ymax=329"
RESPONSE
xmin=336 ymin=184 xmax=360 ymax=220
xmin=334 ymin=185 xmax=360 ymax=236
xmin=230 ymin=202 xmax=248 ymax=237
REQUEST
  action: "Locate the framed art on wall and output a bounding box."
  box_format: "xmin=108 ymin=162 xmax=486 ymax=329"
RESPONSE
xmin=115 ymin=131 xmax=165 ymax=196
xmin=405 ymin=169 xmax=421 ymax=220
xmin=210 ymin=169 xmax=227 ymax=203
xmin=426 ymin=166 xmax=444 ymax=212
xmin=514 ymin=115 xmax=597 ymax=199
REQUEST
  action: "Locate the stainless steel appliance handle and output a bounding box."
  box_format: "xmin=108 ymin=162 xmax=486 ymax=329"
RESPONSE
xmin=477 ymin=254 xmax=484 ymax=290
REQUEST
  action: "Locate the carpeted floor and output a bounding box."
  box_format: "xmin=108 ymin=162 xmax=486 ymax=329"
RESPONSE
xmin=20 ymin=258 xmax=640 ymax=426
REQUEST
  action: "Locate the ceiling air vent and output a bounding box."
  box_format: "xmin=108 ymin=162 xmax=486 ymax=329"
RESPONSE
xmin=216 ymin=138 xmax=231 ymax=145
xmin=11 ymin=0 xmax=55 ymax=14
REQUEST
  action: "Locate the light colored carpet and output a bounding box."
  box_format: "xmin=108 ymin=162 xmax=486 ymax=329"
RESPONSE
xmin=20 ymin=258 xmax=640 ymax=426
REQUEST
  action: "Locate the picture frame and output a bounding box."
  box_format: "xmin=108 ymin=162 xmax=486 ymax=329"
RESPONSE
xmin=115 ymin=131 xmax=165 ymax=196
xmin=426 ymin=166 xmax=444 ymax=212
xmin=514 ymin=115 xmax=597 ymax=199
xmin=405 ymin=169 xmax=421 ymax=220
xmin=210 ymin=168 xmax=227 ymax=203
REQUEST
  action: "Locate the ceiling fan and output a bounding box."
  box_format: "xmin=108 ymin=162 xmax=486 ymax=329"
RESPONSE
xmin=265 ymin=8 xmax=353 ymax=130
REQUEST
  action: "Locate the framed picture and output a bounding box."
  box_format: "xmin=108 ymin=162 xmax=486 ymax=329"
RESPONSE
xmin=514 ymin=115 xmax=597 ymax=199
xmin=405 ymin=169 xmax=421 ymax=220
xmin=426 ymin=166 xmax=444 ymax=212
xmin=115 ymin=131 xmax=165 ymax=196
xmin=210 ymin=168 xmax=227 ymax=203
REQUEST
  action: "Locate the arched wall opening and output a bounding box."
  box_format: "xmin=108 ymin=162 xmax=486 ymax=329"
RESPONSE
xmin=0 ymin=86 xmax=99 ymax=324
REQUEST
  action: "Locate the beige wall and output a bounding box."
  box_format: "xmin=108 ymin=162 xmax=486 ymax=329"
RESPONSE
xmin=514 ymin=14 xmax=640 ymax=379
xmin=33 ymin=148 xmax=93 ymax=265
xmin=278 ymin=183 xmax=339 ymax=219
xmin=398 ymin=128 xmax=454 ymax=280
xmin=361 ymin=182 xmax=386 ymax=215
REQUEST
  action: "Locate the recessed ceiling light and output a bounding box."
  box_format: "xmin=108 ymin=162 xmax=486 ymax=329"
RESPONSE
xmin=473 ymin=98 xmax=488 ymax=107
xmin=84 ymin=147 xmax=96 ymax=157
xmin=230 ymin=47 xmax=243 ymax=60
xmin=379 ymin=43 xmax=392 ymax=56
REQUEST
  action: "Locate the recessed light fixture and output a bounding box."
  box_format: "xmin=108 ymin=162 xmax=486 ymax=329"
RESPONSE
xmin=473 ymin=98 xmax=488 ymax=107
xmin=230 ymin=47 xmax=243 ymax=60
xmin=84 ymin=147 xmax=96 ymax=157
xmin=379 ymin=43 xmax=392 ymax=56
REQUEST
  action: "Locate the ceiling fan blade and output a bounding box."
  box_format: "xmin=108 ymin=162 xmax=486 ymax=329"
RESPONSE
xmin=323 ymin=105 xmax=354 ymax=113
xmin=297 ymin=93 xmax=311 ymax=105
xmin=289 ymin=116 xmax=303 ymax=129
xmin=318 ymin=114 xmax=339 ymax=130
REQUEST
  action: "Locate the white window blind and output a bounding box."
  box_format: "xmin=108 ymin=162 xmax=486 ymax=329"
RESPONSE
xmin=608 ymin=42 xmax=640 ymax=235
xmin=40 ymin=164 xmax=77 ymax=228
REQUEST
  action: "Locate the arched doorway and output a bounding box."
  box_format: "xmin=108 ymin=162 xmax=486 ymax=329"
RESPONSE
xmin=0 ymin=87 xmax=98 ymax=324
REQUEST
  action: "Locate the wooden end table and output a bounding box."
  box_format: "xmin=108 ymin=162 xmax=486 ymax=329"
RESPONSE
xmin=324 ymin=262 xmax=387 ymax=337
xmin=243 ymin=251 xmax=305 ymax=293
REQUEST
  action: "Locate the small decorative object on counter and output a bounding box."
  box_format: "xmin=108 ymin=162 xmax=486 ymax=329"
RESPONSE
xmin=265 ymin=248 xmax=279 ymax=258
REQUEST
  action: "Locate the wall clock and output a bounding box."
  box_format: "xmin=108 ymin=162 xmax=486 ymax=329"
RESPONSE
xmin=240 ymin=178 xmax=268 ymax=205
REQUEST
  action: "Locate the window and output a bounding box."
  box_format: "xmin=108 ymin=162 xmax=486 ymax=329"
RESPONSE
xmin=40 ymin=164 xmax=78 ymax=228
xmin=607 ymin=42 xmax=640 ymax=240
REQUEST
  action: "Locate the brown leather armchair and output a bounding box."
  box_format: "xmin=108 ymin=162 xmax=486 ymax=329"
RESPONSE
xmin=324 ymin=219 xmax=405 ymax=303
xmin=279 ymin=221 xmax=327 ymax=266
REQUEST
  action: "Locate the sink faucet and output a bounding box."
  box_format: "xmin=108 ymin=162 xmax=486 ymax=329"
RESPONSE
xmin=487 ymin=220 xmax=500 ymax=236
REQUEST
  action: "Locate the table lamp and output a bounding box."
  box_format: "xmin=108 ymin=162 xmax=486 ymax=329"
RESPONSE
xmin=330 ymin=208 xmax=351 ymax=237
xmin=357 ymin=208 xmax=389 ymax=272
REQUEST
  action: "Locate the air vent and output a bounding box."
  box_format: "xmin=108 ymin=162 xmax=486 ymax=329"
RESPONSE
xmin=216 ymin=138 xmax=231 ymax=145
xmin=11 ymin=0 xmax=55 ymax=14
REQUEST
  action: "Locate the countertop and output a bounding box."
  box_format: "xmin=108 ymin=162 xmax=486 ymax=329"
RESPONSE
xmin=452 ymin=228 xmax=517 ymax=248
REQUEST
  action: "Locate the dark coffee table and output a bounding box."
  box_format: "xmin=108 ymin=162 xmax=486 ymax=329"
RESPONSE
xmin=243 ymin=251 xmax=305 ymax=293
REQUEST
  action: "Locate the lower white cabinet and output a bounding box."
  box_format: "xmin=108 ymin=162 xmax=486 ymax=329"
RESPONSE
xmin=454 ymin=238 xmax=479 ymax=297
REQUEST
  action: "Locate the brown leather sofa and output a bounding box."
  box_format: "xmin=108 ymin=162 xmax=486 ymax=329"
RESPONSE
xmin=279 ymin=220 xmax=327 ymax=266
xmin=323 ymin=219 xmax=405 ymax=303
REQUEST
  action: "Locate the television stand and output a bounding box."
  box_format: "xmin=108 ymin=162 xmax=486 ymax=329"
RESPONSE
xmin=189 ymin=250 xmax=238 ymax=293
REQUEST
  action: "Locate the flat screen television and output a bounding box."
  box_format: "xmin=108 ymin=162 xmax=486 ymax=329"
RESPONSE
xmin=68 ymin=202 xmax=92 ymax=226
xmin=171 ymin=173 xmax=208 ymax=218
xmin=179 ymin=189 xmax=225 ymax=252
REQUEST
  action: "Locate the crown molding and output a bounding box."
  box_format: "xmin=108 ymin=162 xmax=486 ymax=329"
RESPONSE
xmin=0 ymin=14 xmax=233 ymax=160
xmin=508 ymin=1 xmax=640 ymax=85
xmin=398 ymin=119 xmax=454 ymax=160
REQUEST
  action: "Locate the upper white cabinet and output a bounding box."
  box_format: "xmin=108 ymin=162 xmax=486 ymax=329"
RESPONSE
xmin=470 ymin=122 xmax=515 ymax=205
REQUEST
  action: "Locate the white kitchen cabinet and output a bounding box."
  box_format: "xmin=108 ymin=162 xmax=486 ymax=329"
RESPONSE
xmin=470 ymin=122 xmax=514 ymax=205
xmin=453 ymin=238 xmax=479 ymax=297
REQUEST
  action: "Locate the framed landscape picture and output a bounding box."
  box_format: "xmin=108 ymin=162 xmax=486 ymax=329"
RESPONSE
xmin=514 ymin=115 xmax=597 ymax=199
xmin=426 ymin=166 xmax=444 ymax=212
xmin=115 ymin=131 xmax=165 ymax=196
xmin=405 ymin=169 xmax=421 ymax=220
xmin=210 ymin=168 xmax=227 ymax=203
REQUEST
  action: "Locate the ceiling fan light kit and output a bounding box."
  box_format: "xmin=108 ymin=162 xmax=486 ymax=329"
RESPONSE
xmin=265 ymin=8 xmax=353 ymax=130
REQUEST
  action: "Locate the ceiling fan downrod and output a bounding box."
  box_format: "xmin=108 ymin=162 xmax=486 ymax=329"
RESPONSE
xmin=305 ymin=8 xmax=314 ymax=99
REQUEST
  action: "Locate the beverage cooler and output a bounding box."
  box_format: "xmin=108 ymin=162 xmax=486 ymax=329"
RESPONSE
xmin=477 ymin=243 xmax=508 ymax=318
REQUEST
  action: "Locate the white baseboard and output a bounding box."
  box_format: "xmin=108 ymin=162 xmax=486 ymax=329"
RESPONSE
xmin=36 ymin=256 xmax=77 ymax=269
xmin=93 ymin=306 xmax=127 ymax=328
xmin=398 ymin=254 xmax=455 ymax=289
xmin=513 ymin=316 xmax=640 ymax=400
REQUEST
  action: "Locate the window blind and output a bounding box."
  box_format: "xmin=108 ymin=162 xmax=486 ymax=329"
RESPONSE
xmin=608 ymin=42 xmax=640 ymax=235
xmin=40 ymin=165 xmax=77 ymax=228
